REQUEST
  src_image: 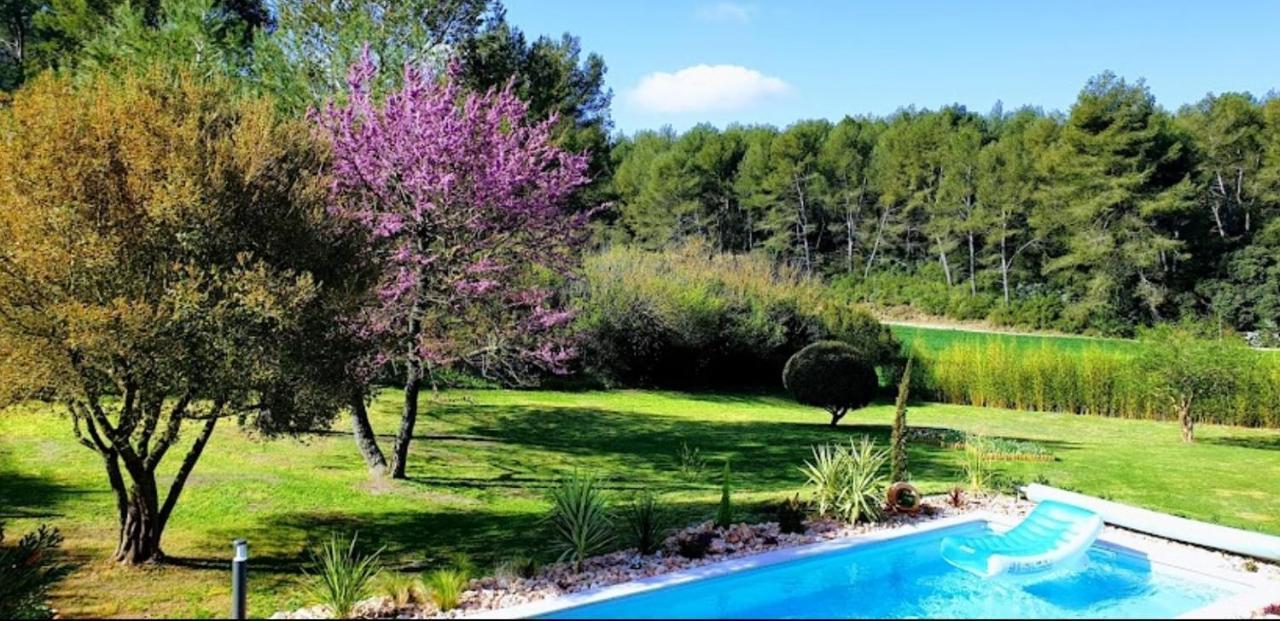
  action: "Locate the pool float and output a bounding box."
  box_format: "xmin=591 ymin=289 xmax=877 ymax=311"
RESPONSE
xmin=940 ymin=500 xmax=1104 ymax=579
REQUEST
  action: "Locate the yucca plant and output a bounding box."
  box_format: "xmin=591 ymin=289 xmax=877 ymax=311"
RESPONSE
xmin=623 ymin=491 xmax=666 ymax=555
xmin=304 ymin=533 xmax=383 ymax=618
xmin=801 ymin=437 xmax=889 ymax=524
xmin=423 ymin=568 xmax=469 ymax=612
xmin=547 ymin=473 xmax=614 ymax=572
xmin=800 ymin=442 xmax=844 ymax=517
xmin=835 ymin=437 xmax=889 ymax=524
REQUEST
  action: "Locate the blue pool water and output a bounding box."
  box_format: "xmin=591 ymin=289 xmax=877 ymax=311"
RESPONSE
xmin=543 ymin=523 xmax=1236 ymax=619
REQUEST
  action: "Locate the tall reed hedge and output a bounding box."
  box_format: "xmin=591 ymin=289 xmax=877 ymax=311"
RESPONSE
xmin=917 ymin=340 xmax=1280 ymax=428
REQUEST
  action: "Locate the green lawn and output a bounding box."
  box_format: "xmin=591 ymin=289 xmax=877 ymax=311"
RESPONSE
xmin=3 ymin=389 xmax=1279 ymax=618
xmin=888 ymin=323 xmax=1133 ymax=355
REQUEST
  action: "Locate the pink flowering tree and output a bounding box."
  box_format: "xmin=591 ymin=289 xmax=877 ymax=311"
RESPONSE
xmin=314 ymin=48 xmax=591 ymax=479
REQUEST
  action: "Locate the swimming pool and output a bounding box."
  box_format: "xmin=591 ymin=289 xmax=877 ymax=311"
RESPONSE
xmin=513 ymin=519 xmax=1250 ymax=619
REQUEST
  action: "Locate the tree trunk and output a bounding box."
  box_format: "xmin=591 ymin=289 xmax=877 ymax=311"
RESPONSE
xmin=936 ymin=237 xmax=953 ymax=286
xmin=114 ymin=474 xmax=163 ymax=564
xmin=391 ymin=359 xmax=422 ymax=479
xmin=1178 ymin=403 xmax=1195 ymax=443
xmin=351 ymin=393 xmax=388 ymax=475
xmin=828 ymin=408 xmax=848 ymax=427
xmin=999 ymin=234 xmax=1011 ymax=305
xmin=967 ymin=233 xmax=977 ymax=295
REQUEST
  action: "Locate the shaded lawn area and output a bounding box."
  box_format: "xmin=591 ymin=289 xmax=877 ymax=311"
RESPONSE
xmin=2 ymin=389 xmax=1279 ymax=618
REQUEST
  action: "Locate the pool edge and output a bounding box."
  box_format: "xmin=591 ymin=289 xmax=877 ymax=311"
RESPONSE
xmin=464 ymin=513 xmax=991 ymax=620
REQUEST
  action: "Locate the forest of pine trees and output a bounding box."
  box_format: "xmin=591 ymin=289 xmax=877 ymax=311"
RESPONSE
xmin=604 ymin=73 xmax=1280 ymax=337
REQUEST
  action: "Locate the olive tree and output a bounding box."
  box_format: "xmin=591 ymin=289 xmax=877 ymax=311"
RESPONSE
xmin=783 ymin=341 xmax=880 ymax=427
xmin=0 ymin=69 xmax=368 ymax=564
xmin=1135 ymin=325 xmax=1254 ymax=442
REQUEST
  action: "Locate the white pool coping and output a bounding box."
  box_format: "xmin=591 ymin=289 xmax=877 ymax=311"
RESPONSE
xmin=467 ymin=511 xmax=1278 ymax=620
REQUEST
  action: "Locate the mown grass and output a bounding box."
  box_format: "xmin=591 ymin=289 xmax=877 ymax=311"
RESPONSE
xmin=888 ymin=323 xmax=1132 ymax=355
xmin=2 ymin=389 xmax=1279 ymax=618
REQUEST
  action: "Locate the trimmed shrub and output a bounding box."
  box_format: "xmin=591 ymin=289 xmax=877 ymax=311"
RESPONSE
xmin=783 ymin=341 xmax=880 ymax=426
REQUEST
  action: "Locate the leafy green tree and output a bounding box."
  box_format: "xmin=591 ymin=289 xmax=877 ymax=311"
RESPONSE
xmin=0 ymin=69 xmax=368 ymax=563
xmin=819 ymin=117 xmax=880 ymax=273
xmin=763 ymin=120 xmax=832 ymax=274
xmin=977 ymin=110 xmax=1049 ymax=304
xmin=1039 ymin=73 xmax=1196 ymax=330
xmin=1134 ymin=325 xmax=1255 ymax=442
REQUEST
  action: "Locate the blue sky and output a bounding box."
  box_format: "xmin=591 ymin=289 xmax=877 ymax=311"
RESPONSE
xmin=503 ymin=0 xmax=1280 ymax=134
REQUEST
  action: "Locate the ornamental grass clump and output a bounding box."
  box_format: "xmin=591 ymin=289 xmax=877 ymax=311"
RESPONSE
xmin=305 ymin=533 xmax=383 ymax=619
xmin=547 ymin=473 xmax=614 ymax=572
xmin=623 ymin=491 xmax=667 ymax=555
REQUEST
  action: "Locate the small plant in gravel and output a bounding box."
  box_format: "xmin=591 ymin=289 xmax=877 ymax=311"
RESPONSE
xmin=424 ymin=567 xmax=470 ymax=612
xmin=677 ymin=442 xmax=707 ymax=481
xmin=962 ymin=433 xmax=999 ymax=492
xmin=776 ymin=494 xmax=809 ymax=534
xmin=716 ymin=460 xmax=734 ymax=529
xmin=1262 ymin=603 xmax=1280 ymax=615
xmin=946 ymin=486 xmax=966 ymax=508
xmin=547 ymin=473 xmax=614 ymax=572
xmin=494 ymin=556 xmax=540 ymax=581
xmin=380 ymin=572 xmax=423 ymax=607
xmin=674 ymin=529 xmax=715 ymax=559
xmin=304 ymin=533 xmax=383 ymax=619
xmin=623 ymin=491 xmax=667 ymax=555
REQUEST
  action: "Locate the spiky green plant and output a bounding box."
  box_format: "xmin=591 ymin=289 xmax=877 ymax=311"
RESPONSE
xmin=304 ymin=533 xmax=383 ymax=618
xmin=715 ymin=460 xmax=733 ymax=528
xmin=623 ymin=491 xmax=666 ymax=555
xmin=547 ymin=473 xmax=614 ymax=572
xmin=801 ymin=437 xmax=889 ymax=524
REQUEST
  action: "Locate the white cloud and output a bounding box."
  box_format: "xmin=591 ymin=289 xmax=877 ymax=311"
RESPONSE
xmin=627 ymin=65 xmax=790 ymax=114
xmin=696 ymin=2 xmax=755 ymax=23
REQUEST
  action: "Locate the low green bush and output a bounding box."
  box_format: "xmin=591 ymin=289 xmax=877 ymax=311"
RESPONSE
xmin=0 ymin=523 xmax=67 ymax=620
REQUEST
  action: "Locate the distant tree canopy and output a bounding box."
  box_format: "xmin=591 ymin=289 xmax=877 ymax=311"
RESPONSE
xmin=607 ymin=75 xmax=1280 ymax=337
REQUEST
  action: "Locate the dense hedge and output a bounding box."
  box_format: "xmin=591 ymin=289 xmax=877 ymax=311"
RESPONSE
xmin=916 ymin=338 xmax=1280 ymax=428
xmin=574 ymin=244 xmax=899 ymax=389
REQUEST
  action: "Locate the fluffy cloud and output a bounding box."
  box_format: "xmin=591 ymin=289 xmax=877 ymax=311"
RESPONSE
xmin=627 ymin=65 xmax=790 ymax=114
xmin=696 ymin=2 xmax=755 ymax=23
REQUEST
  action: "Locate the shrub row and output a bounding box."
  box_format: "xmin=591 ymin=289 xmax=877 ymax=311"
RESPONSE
xmin=574 ymin=243 xmax=899 ymax=389
xmin=916 ymin=340 xmax=1280 ymax=428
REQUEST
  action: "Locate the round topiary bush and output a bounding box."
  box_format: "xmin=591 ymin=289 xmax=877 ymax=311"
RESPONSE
xmin=783 ymin=340 xmax=879 ymax=427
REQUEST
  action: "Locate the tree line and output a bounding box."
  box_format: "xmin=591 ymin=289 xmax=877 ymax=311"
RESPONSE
xmin=605 ymin=77 xmax=1280 ymax=336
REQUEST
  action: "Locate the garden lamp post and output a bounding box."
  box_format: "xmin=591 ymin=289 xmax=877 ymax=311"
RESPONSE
xmin=232 ymin=539 xmax=248 ymax=619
